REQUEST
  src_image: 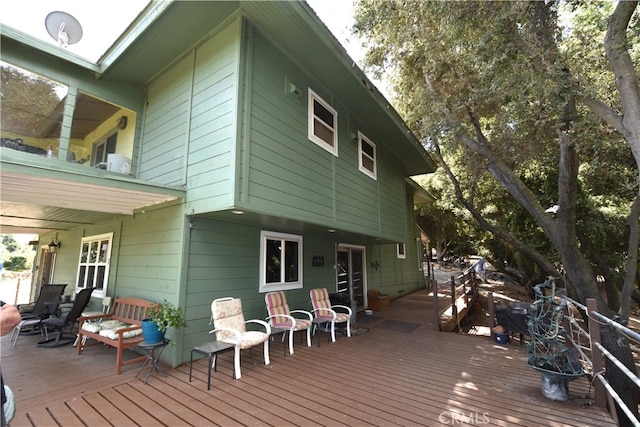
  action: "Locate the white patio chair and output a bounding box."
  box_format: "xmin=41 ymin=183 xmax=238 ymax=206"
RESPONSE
xmin=210 ymin=297 xmax=271 ymax=379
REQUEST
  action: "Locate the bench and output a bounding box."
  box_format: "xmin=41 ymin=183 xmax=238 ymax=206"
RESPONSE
xmin=77 ymin=297 xmax=158 ymax=375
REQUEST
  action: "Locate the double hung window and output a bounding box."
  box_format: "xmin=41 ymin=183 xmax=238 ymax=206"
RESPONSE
xmin=308 ymin=89 xmax=338 ymax=156
xmin=397 ymin=243 xmax=406 ymax=259
xmin=358 ymin=131 xmax=377 ymax=179
xmin=76 ymin=233 xmax=113 ymax=297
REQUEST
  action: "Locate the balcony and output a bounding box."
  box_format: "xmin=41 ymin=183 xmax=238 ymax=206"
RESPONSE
xmin=1 ymin=62 xmax=136 ymax=175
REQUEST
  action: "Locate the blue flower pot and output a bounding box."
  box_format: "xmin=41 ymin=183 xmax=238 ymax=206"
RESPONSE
xmin=141 ymin=319 xmax=165 ymax=344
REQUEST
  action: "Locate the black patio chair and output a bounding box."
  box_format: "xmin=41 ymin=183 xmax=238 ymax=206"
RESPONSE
xmin=37 ymin=287 xmax=95 ymax=348
xmin=10 ymin=284 xmax=68 ymax=345
xmin=16 ymin=284 xmax=67 ymax=318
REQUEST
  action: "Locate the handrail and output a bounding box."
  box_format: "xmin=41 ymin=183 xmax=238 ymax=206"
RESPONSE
xmin=562 ymin=296 xmax=640 ymax=426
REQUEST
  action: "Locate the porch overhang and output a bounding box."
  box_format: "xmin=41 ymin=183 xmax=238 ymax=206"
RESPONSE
xmin=0 ymin=158 xmax=184 ymax=234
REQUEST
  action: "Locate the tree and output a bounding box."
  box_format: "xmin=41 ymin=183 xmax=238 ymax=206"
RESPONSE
xmin=3 ymin=257 xmax=28 ymax=272
xmin=1 ymin=235 xmax=19 ymax=253
xmin=354 ymin=1 xmax=639 ymax=423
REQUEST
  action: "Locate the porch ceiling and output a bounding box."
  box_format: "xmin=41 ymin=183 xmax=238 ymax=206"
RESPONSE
xmin=0 ymin=169 xmax=184 ymax=234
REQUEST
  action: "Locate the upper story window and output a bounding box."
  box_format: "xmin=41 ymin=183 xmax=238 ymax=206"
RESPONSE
xmin=1 ymin=61 xmax=67 ymax=157
xmin=259 ymin=231 xmax=303 ymax=292
xmin=397 ymin=243 xmax=406 ymax=259
xmin=72 ymin=92 xmax=134 ymax=174
xmin=358 ymin=131 xmax=377 ymax=180
xmin=308 ymin=88 xmax=338 ymax=156
xmin=76 ymin=233 xmax=113 ymax=298
xmin=0 ymin=61 xmax=136 ymax=172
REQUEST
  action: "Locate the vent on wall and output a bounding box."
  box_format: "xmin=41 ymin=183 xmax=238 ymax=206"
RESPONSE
xmin=285 ymin=75 xmax=302 ymax=101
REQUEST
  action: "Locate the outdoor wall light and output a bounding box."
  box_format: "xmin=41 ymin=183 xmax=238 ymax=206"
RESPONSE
xmin=48 ymin=235 xmax=61 ymax=253
xmin=117 ymin=115 xmax=128 ymax=129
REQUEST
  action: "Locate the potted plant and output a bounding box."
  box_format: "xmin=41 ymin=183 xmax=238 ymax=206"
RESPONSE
xmin=142 ymin=300 xmax=187 ymax=345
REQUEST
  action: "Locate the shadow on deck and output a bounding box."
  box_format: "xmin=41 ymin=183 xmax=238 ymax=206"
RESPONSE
xmin=2 ymin=289 xmax=615 ymax=426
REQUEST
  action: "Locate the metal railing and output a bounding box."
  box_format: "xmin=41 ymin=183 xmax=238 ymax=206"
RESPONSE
xmin=562 ymin=296 xmax=640 ymax=427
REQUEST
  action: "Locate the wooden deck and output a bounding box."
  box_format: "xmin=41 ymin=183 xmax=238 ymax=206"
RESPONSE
xmin=2 ymin=289 xmax=616 ymax=426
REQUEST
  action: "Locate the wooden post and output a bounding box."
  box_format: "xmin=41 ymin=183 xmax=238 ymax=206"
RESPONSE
xmin=561 ymin=303 xmax=573 ymax=348
xmin=450 ymin=275 xmax=458 ymax=329
xmin=433 ymin=280 xmax=441 ymax=331
xmin=14 ymin=277 xmax=21 ymax=305
xmin=462 ymin=273 xmax=468 ymax=307
xmin=488 ymin=291 xmax=495 ymax=335
xmin=587 ymin=298 xmax=606 ymax=408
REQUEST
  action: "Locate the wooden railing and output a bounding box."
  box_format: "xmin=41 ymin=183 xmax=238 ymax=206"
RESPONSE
xmin=432 ymin=267 xmax=478 ymax=332
xmin=562 ymin=296 xmax=640 ymax=427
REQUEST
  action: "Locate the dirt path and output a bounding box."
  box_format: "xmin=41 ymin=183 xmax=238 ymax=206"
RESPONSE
xmin=0 ymin=272 xmax=32 ymax=304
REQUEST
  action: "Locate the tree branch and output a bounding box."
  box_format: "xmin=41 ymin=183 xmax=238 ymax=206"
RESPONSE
xmin=578 ymin=95 xmax=627 ymax=135
xmin=431 ymin=144 xmax=559 ymax=277
xmin=620 ymin=193 xmax=640 ymax=320
xmin=605 ymin=1 xmax=640 ymax=167
xmin=424 ymin=71 xmax=560 ymax=246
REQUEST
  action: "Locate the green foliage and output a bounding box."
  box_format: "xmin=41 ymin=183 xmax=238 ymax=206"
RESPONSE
xmin=1 ymin=63 xmax=62 ymax=137
xmin=353 ymin=1 xmax=638 ymax=287
xmin=3 ymin=257 xmax=28 ymax=271
xmin=147 ymin=300 xmax=187 ymax=333
xmin=1 ymin=236 xmax=19 ymax=253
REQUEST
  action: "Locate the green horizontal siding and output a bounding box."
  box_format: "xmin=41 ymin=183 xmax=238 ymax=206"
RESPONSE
xmin=243 ymin=28 xmax=410 ymax=240
xmin=187 ymin=20 xmax=242 ymax=213
xmin=140 ymin=55 xmax=192 ymax=186
xmin=184 ymin=218 xmax=343 ymax=350
xmin=117 ymin=205 xmax=185 ymax=299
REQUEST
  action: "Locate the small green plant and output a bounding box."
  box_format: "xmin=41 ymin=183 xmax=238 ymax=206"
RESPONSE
xmin=148 ymin=300 xmax=188 ymax=333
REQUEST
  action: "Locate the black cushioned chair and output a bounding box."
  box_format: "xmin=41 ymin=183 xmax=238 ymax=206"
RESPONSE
xmin=10 ymin=284 xmax=67 ymax=346
xmin=37 ymin=287 xmax=94 ymax=348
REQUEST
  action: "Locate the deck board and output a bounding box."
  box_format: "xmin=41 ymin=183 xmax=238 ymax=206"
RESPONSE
xmin=2 ymin=289 xmax=616 ymax=427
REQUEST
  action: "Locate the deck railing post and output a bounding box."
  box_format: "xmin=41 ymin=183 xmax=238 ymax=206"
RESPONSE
xmin=488 ymin=291 xmax=495 ymax=334
xmin=433 ymin=281 xmax=441 ymax=331
xmin=450 ymin=275 xmax=457 ymax=321
xmin=561 ymin=303 xmax=573 ymax=349
xmin=463 ymin=274 xmax=468 ymax=307
xmin=587 ymin=298 xmax=607 ymax=408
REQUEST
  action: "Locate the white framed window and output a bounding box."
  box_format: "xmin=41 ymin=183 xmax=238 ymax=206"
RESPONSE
xmin=397 ymin=243 xmax=406 ymax=259
xmin=76 ymin=232 xmax=113 ymax=298
xmin=358 ymin=131 xmax=377 ymax=179
xmin=259 ymin=231 xmax=303 ymax=292
xmin=308 ymin=88 xmax=338 ymax=156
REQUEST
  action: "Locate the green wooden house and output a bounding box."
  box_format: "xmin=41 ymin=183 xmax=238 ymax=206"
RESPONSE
xmin=0 ymin=1 xmax=435 ymax=367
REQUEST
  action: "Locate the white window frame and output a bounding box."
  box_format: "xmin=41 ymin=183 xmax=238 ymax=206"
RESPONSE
xmin=358 ymin=131 xmax=377 ymax=179
xmin=259 ymin=231 xmax=303 ymax=292
xmin=397 ymin=243 xmax=406 ymax=259
xmin=76 ymin=232 xmax=113 ymax=298
xmin=308 ymin=88 xmax=338 ymax=156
